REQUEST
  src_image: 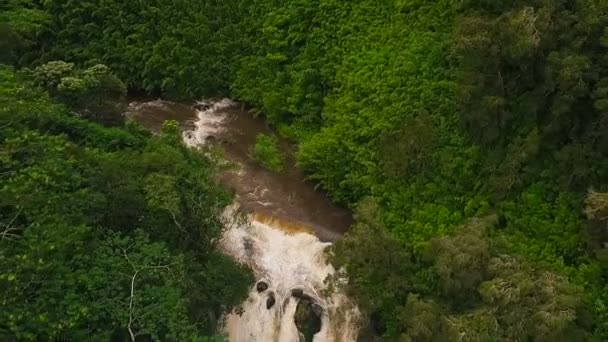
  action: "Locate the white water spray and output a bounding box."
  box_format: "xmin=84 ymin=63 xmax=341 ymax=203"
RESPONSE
xmin=185 ymin=99 xmax=360 ymax=342
xmin=183 ymin=98 xmax=235 ymax=146
xmin=220 ymin=207 xmax=360 ymax=342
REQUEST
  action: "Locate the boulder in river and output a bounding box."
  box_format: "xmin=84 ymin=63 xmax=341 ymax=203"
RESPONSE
xmin=193 ymin=102 xmax=210 ymax=111
xmin=294 ymin=296 xmax=322 ymax=342
xmin=266 ymin=292 xmax=276 ymax=309
xmin=291 ymin=288 xmax=304 ymax=298
xmin=311 ymin=303 xmax=324 ymax=317
xmin=256 ymin=281 xmax=268 ymax=293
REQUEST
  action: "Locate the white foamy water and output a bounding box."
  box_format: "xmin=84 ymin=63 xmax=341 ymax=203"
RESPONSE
xmin=128 ymin=98 xmax=167 ymax=111
xmin=184 ymin=99 xmax=360 ymax=342
xmin=183 ymin=98 xmax=235 ymax=146
xmin=220 ymin=207 xmax=360 ymax=342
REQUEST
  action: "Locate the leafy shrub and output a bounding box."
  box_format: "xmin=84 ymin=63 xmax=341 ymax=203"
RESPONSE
xmin=251 ymin=133 xmax=284 ymax=172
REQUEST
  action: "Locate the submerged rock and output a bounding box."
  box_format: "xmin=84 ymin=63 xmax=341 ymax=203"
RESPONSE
xmin=291 ymin=288 xmax=304 ymax=298
xmin=311 ymin=303 xmax=323 ymax=317
xmin=193 ymin=102 xmax=210 ymax=111
xmin=266 ymin=292 xmax=276 ymax=309
xmin=282 ymin=297 xmax=291 ymax=312
xmin=294 ymin=296 xmax=322 ymax=342
xmin=242 ymin=237 xmax=254 ymax=253
xmin=256 ymin=281 xmax=268 ymax=293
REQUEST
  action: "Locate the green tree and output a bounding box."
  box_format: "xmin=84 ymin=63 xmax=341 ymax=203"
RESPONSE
xmin=0 ymin=66 xmax=251 ymax=340
xmin=424 ymin=217 xmax=493 ymax=305
xmin=0 ymin=1 xmax=50 ymax=65
xmin=30 ymin=61 xmax=126 ymax=125
xmin=396 ymin=294 xmax=454 ymax=342
xmin=4 ymin=0 xmax=608 ymax=338
xmin=332 ymin=198 xmax=413 ymax=336
xmin=479 ymin=255 xmax=587 ymax=341
xmin=251 ymin=133 xmax=284 ymax=172
xmin=585 ymin=191 xmax=608 ymax=265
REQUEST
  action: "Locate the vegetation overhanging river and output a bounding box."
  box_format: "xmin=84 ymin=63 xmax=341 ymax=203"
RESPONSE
xmin=127 ymin=98 xmax=360 ymax=341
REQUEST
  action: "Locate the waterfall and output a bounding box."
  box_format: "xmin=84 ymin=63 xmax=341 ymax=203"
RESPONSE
xmin=183 ymin=99 xmax=361 ymax=342
xmin=220 ymin=207 xmax=360 ymax=342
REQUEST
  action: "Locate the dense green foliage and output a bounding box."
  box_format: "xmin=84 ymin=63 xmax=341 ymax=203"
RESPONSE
xmin=28 ymin=60 xmax=127 ymax=125
xmin=333 ymin=200 xmax=590 ymax=341
xmin=5 ymin=0 xmax=244 ymax=98
xmin=0 ymin=0 xmax=49 ymax=65
xmin=0 ymin=67 xmax=252 ymax=340
xmin=4 ymin=0 xmax=608 ymax=340
xmin=225 ymin=1 xmax=608 ymax=339
xmin=250 ymin=133 xmax=284 ymax=172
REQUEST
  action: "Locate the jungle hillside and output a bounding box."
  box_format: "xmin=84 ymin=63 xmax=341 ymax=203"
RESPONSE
xmin=2 ymin=0 xmax=608 ymax=341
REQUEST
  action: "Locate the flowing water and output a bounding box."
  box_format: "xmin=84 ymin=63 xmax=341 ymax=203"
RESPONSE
xmin=127 ymin=99 xmax=360 ymax=341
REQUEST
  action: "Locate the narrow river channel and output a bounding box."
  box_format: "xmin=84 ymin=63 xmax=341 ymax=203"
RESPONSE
xmin=127 ymin=99 xmax=360 ymax=341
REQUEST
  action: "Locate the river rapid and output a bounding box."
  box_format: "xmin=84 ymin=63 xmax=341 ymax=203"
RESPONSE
xmin=127 ymin=99 xmax=360 ymax=341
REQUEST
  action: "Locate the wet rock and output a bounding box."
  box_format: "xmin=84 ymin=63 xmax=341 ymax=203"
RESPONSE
xmin=282 ymin=297 xmax=291 ymax=312
xmin=243 ymin=237 xmax=253 ymax=253
xmin=266 ymin=292 xmax=276 ymax=309
xmin=294 ymin=296 xmax=322 ymax=342
xmin=256 ymin=281 xmax=268 ymax=293
xmin=193 ymin=102 xmax=210 ymax=111
xmin=311 ymin=303 xmax=323 ymax=317
xmin=291 ymin=288 xmax=304 ymax=298
xmin=220 ymin=136 xmax=236 ymax=146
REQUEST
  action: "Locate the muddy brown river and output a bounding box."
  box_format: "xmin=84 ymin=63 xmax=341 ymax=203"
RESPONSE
xmin=127 ymin=99 xmax=352 ymax=241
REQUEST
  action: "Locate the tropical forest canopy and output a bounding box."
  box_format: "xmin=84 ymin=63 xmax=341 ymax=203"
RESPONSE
xmin=2 ymin=0 xmax=608 ymax=340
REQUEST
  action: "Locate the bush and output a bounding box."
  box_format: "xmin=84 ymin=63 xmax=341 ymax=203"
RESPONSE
xmin=251 ymin=133 xmax=284 ymax=172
